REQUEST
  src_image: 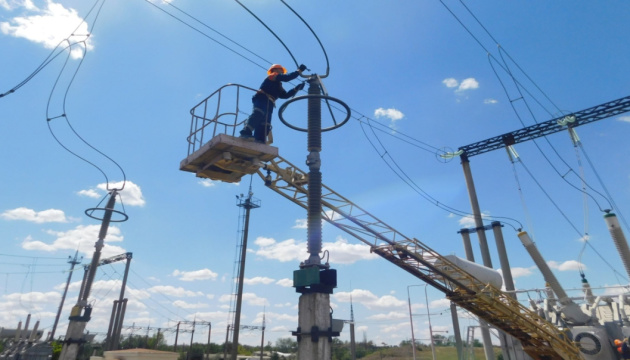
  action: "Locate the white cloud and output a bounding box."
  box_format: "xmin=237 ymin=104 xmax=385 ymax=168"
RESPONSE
xmin=602 ymin=284 xmax=630 ymax=296
xmin=429 ymin=298 xmax=451 ymax=309
xmin=484 ymin=98 xmax=498 ymax=104
xmin=374 ymin=107 xmax=405 ymax=132
xmin=505 ymin=266 xmax=534 ymax=278
xmin=0 ymin=0 xmax=93 ymax=59
xmin=96 ymin=181 xmax=145 ymax=207
xmin=458 ymin=212 xmax=490 ymax=227
xmin=1 ymin=207 xmax=67 ymax=223
xmin=374 ymin=108 xmax=404 ymax=122
xmin=254 ymin=236 xmax=377 ymax=264
xmin=66 ymin=279 xmax=150 ymax=301
xmin=78 ymin=181 xmax=145 ymax=207
xmin=254 ymin=236 xmax=276 ymax=247
xmin=172 ymin=300 xmax=209 ymax=309
xmin=367 ymin=311 xmax=408 ymax=321
xmin=334 ymin=289 xmax=406 ymax=310
xmin=244 ymin=276 xmax=275 ymax=285
xmin=2 ymin=291 xmax=60 ymax=308
xmin=255 ymin=238 xmax=305 ymax=262
xmin=254 ymin=311 xmax=298 ymax=324
xmin=276 ymin=278 xmax=293 ymax=287
xmin=442 ymin=78 xmax=458 ymax=88
xmin=21 ymin=224 xmax=125 ymax=257
xmin=443 ymin=77 xmax=480 ymax=92
xmin=457 ymin=78 xmax=479 ymax=91
xmin=219 ymin=292 xmax=268 ymax=307
xmin=324 ymin=237 xmax=379 ymax=264
xmin=172 ymin=268 xmax=218 ymax=281
xmin=148 ymin=285 xmax=203 ymax=297
xmin=293 ymin=219 xmax=307 ymax=229
xmin=618 ymin=116 xmax=630 ymax=123
xmin=198 ymin=179 xmax=217 ymax=187
xmin=547 ymin=260 xmax=585 ymax=271
xmin=77 ymin=189 xmax=100 ymax=198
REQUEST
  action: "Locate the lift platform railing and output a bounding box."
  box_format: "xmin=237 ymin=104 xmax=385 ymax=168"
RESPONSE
xmin=258 ymin=155 xmax=581 ymax=360
xmin=186 ymin=84 xmax=258 ymax=157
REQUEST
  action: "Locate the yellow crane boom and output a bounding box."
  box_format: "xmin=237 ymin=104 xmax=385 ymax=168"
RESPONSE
xmin=258 ymin=155 xmax=581 ymax=360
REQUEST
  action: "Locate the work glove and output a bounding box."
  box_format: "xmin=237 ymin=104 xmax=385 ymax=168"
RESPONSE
xmin=295 ymin=82 xmax=305 ymax=91
xmin=299 ymin=64 xmax=307 ymax=72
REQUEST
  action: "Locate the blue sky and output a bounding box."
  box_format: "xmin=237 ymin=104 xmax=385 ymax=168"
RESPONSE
xmin=1 ymin=0 xmax=630 ymax=349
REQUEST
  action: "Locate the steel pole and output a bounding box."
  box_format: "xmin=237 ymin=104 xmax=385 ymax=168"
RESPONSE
xmin=425 ymin=285 xmax=437 ymax=360
xmin=407 ymin=286 xmax=417 ymax=360
xmin=232 ymin=197 xmax=254 ymax=360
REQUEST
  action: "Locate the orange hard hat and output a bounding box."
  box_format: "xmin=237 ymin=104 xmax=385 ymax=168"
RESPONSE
xmin=615 ymin=339 xmax=623 ymax=346
xmin=267 ymin=64 xmax=287 ymax=75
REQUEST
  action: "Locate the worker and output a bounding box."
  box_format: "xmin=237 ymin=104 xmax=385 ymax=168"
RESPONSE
xmin=615 ymin=338 xmax=630 ymax=359
xmin=239 ymin=63 xmax=307 ymax=143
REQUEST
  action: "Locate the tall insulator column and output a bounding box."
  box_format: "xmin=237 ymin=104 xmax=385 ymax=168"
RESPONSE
xmin=305 ymin=79 xmax=323 ymax=266
xmin=604 ymin=212 xmax=630 ymax=280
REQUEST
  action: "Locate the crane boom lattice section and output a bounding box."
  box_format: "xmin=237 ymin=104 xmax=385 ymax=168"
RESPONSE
xmin=257 ymin=155 xmax=581 ymax=360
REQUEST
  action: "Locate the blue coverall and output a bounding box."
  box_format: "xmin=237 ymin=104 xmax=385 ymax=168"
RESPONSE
xmin=240 ymin=70 xmax=301 ymax=142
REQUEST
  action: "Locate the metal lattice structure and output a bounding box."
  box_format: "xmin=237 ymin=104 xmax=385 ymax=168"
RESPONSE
xmin=458 ymin=95 xmax=630 ymax=158
xmin=257 ymin=156 xmax=581 ymax=360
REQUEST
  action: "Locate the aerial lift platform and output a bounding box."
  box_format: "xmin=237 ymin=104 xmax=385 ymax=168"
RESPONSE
xmin=179 ymin=133 xmax=277 ymax=183
xmin=179 ymin=84 xmax=277 ymax=183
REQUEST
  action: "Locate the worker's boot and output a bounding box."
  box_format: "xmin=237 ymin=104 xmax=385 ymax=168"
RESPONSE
xmin=239 ymin=125 xmax=254 ymax=139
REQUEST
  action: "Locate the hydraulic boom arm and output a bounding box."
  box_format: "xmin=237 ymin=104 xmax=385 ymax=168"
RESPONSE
xmin=257 ymin=155 xmax=581 ymax=360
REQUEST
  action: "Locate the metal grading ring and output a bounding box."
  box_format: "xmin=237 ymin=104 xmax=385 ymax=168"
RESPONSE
xmin=278 ymin=94 xmax=351 ymax=132
xmin=84 ymin=207 xmax=129 ymax=222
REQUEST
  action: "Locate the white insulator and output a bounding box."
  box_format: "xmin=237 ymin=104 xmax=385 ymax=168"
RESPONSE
xmin=22 ymin=314 xmax=30 ymax=341
xmin=582 ymin=279 xmax=595 ymax=305
xmin=519 ymin=232 xmax=593 ymax=322
xmin=604 ymin=213 xmax=630 ymax=280
xmin=14 ymin=321 xmax=22 ymax=342
xmin=28 ymin=321 xmax=39 ymax=342
xmin=439 ymin=254 xmax=503 ymax=289
xmin=619 ymin=294 xmax=630 ymax=326
xmin=517 ymin=231 xmax=569 ymax=302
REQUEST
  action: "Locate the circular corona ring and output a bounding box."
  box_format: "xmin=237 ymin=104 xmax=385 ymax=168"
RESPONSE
xmin=278 ymin=94 xmax=351 ymax=132
xmin=84 ymin=207 xmax=129 ymax=222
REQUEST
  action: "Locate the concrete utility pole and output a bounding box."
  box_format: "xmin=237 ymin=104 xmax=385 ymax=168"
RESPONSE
xmin=49 ymin=251 xmax=82 ymax=341
xmin=60 ymin=190 xmax=125 ymax=360
xmin=459 ymin=155 xmax=495 ymax=360
xmin=106 ymin=252 xmax=133 ymax=350
xmin=278 ymin=76 xmax=350 ymax=360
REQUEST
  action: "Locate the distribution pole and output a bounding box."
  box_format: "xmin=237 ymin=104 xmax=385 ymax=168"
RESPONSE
xmin=424 ymin=285 xmax=437 ymax=360
xmin=49 ymin=250 xmax=82 ymax=341
xmin=223 ymin=325 xmax=230 ymax=360
xmin=350 ymin=298 xmax=356 ymax=360
xmin=174 ymin=322 xmax=180 ymax=351
xmin=109 ymin=253 xmax=133 ymax=350
xmin=206 ymin=323 xmax=211 ymax=360
xmin=232 ymin=191 xmax=260 ymax=360
xmin=186 ymin=319 xmax=195 ymax=360
xmin=259 ymin=313 xmax=265 ymax=360
xmin=60 ymin=190 xmax=123 ymax=360
xmin=407 ymin=286 xmax=417 ymax=360
xmin=277 ymin=74 xmax=350 ymax=360
xmin=294 ymin=78 xmax=333 ymax=360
